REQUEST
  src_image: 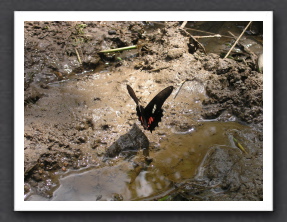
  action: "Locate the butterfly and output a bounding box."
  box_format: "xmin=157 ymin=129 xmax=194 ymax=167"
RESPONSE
xmin=127 ymin=85 xmax=173 ymax=133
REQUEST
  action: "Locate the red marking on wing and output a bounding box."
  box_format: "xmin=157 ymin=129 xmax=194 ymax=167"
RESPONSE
xmin=148 ymin=117 xmax=154 ymax=126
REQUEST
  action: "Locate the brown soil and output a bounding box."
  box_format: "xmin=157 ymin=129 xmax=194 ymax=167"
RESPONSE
xmin=24 ymin=21 xmax=263 ymax=201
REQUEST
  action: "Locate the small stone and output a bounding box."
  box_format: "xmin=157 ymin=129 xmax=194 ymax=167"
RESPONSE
xmin=108 ymin=30 xmax=116 ymax=35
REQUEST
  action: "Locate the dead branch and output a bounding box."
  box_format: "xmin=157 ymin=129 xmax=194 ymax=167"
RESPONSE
xmin=180 ymin=21 xmax=188 ymax=29
xmin=224 ymin=21 xmax=253 ymax=59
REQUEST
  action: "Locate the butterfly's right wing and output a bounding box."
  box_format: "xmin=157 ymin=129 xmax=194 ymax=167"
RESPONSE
xmin=144 ymin=86 xmax=174 ymax=114
xmin=144 ymin=86 xmax=173 ymax=132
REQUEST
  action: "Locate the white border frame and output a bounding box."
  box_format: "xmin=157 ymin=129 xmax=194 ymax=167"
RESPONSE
xmin=15 ymin=11 xmax=273 ymax=211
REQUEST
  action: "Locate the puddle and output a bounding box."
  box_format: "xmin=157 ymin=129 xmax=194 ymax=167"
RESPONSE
xmin=26 ymin=121 xmax=253 ymax=201
xmin=24 ymin=21 xmax=263 ymax=201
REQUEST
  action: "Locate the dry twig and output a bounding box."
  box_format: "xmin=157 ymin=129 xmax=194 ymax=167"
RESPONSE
xmin=180 ymin=21 xmax=188 ymax=29
xmin=227 ymin=30 xmax=257 ymax=64
xmin=74 ymin=48 xmax=82 ymax=64
xmin=149 ymin=66 xmax=170 ymax=72
xmin=224 ymin=21 xmax=253 ymax=59
xmin=174 ymin=78 xmax=194 ymax=99
xmin=193 ymin=34 xmax=222 ymax=38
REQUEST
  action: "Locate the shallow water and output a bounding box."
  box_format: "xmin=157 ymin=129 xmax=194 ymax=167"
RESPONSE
xmin=26 ymin=121 xmax=254 ymax=201
xmin=24 ymin=21 xmax=263 ymax=201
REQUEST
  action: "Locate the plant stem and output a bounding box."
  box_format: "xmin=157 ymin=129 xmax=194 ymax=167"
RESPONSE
xmin=99 ymin=45 xmax=137 ymax=53
xmin=224 ymin=21 xmax=252 ymax=59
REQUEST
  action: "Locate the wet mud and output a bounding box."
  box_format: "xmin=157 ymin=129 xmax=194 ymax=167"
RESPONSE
xmin=24 ymin=21 xmax=263 ymax=201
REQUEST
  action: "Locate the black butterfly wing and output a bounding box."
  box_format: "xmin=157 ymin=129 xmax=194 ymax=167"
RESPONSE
xmin=127 ymin=85 xmax=173 ymax=133
xmin=145 ymin=86 xmax=174 ymax=112
xmin=144 ymin=86 xmax=173 ymax=132
xmin=127 ymin=85 xmax=139 ymax=105
xmin=127 ymin=85 xmax=145 ymax=124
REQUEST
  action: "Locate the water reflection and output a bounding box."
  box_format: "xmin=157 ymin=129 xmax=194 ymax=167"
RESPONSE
xmin=28 ymin=121 xmax=253 ymax=201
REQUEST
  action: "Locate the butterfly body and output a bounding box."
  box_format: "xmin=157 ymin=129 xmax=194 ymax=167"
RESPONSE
xmin=127 ymin=85 xmax=173 ymax=133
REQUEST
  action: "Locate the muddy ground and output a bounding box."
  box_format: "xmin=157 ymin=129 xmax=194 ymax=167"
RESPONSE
xmin=24 ymin=21 xmax=263 ymax=201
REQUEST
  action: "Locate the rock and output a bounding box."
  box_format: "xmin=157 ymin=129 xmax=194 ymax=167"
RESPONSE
xmin=257 ymin=53 xmax=263 ymax=73
xmin=167 ymin=48 xmax=185 ymax=59
xmin=173 ymin=146 xmax=262 ymax=201
xmin=108 ymin=30 xmax=117 ymax=35
xmin=104 ymin=123 xmax=149 ymax=159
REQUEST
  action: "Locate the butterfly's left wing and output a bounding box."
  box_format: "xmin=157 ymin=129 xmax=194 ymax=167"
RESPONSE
xmin=144 ymin=86 xmax=173 ymax=132
xmin=127 ymin=85 xmax=146 ymax=127
xmin=127 ymin=85 xmax=140 ymax=105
